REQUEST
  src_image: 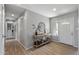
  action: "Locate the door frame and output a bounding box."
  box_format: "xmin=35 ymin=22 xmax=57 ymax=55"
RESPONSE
xmin=0 ymin=4 xmax=5 ymax=55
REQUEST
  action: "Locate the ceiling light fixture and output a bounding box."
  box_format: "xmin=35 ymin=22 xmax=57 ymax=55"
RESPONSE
xmin=11 ymin=14 xmax=14 ymax=16
xmin=53 ymin=8 xmax=56 ymax=11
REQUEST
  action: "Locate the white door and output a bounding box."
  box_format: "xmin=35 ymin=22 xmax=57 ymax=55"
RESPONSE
xmin=58 ymin=17 xmax=74 ymax=46
xmin=0 ymin=4 xmax=5 ymax=55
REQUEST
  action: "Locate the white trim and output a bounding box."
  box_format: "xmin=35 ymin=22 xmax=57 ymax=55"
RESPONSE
xmin=26 ymin=46 xmax=33 ymax=50
xmin=16 ymin=40 xmax=33 ymax=50
xmin=73 ymin=45 xmax=78 ymax=48
xmin=6 ymin=39 xmax=33 ymax=51
xmin=16 ymin=40 xmax=27 ymax=50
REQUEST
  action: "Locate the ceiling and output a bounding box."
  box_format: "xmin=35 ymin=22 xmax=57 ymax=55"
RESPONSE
xmin=5 ymin=4 xmax=78 ymax=20
xmin=5 ymin=4 xmax=25 ymax=20
xmin=16 ymin=4 xmax=78 ymax=17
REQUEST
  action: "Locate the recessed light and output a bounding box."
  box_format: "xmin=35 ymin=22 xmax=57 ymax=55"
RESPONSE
xmin=11 ymin=14 xmax=14 ymax=16
xmin=53 ymin=8 xmax=56 ymax=11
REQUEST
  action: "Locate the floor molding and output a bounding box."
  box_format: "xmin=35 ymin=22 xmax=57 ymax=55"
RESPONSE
xmin=6 ymin=39 xmax=33 ymax=51
xmin=26 ymin=46 xmax=33 ymax=50
xmin=16 ymin=40 xmax=33 ymax=51
xmin=16 ymin=40 xmax=27 ymax=50
xmin=52 ymin=40 xmax=78 ymax=48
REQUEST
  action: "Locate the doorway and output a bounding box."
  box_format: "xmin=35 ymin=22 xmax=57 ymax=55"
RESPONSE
xmin=6 ymin=21 xmax=16 ymax=39
xmin=4 ymin=4 xmax=25 ymax=55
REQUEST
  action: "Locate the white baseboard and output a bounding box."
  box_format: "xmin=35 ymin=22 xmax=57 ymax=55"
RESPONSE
xmin=73 ymin=45 xmax=78 ymax=48
xmin=17 ymin=40 xmax=27 ymax=50
xmin=52 ymin=40 xmax=78 ymax=48
xmin=6 ymin=39 xmax=33 ymax=50
xmin=26 ymin=46 xmax=33 ymax=50
xmin=17 ymin=40 xmax=33 ymax=50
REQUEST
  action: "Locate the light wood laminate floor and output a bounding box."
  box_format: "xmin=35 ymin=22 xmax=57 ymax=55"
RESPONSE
xmin=5 ymin=40 xmax=78 ymax=55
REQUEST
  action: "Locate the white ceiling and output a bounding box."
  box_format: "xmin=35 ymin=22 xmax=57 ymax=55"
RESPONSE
xmin=16 ymin=4 xmax=78 ymax=17
xmin=5 ymin=4 xmax=25 ymax=20
xmin=5 ymin=4 xmax=78 ymax=19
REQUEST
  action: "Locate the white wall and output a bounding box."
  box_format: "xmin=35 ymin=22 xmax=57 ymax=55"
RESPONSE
xmin=50 ymin=10 xmax=78 ymax=47
xmin=78 ymin=6 xmax=79 ymax=54
xmin=74 ymin=10 xmax=78 ymax=47
xmin=50 ymin=19 xmax=59 ymax=41
xmin=16 ymin=15 xmax=27 ymax=47
xmin=0 ymin=4 xmax=4 ymax=55
xmin=16 ymin=10 xmax=50 ymax=49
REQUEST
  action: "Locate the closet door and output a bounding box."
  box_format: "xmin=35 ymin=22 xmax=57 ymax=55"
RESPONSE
xmin=58 ymin=17 xmax=74 ymax=46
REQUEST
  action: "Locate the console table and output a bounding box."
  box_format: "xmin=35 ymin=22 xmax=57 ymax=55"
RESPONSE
xmin=33 ymin=34 xmax=51 ymax=48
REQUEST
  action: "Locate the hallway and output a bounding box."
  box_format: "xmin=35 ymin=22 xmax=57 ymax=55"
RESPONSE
xmin=5 ymin=40 xmax=78 ymax=55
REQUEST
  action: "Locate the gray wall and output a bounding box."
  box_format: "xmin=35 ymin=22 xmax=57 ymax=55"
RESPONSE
xmin=26 ymin=10 xmax=50 ymax=48
xmin=74 ymin=10 xmax=78 ymax=47
xmin=16 ymin=10 xmax=50 ymax=49
xmin=50 ymin=10 xmax=78 ymax=47
xmin=78 ymin=6 xmax=79 ymax=54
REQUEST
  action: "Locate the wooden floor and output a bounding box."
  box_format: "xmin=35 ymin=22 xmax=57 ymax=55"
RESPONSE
xmin=5 ymin=40 xmax=78 ymax=55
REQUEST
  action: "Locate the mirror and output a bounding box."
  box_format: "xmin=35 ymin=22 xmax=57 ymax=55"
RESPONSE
xmin=35 ymin=22 xmax=46 ymax=35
